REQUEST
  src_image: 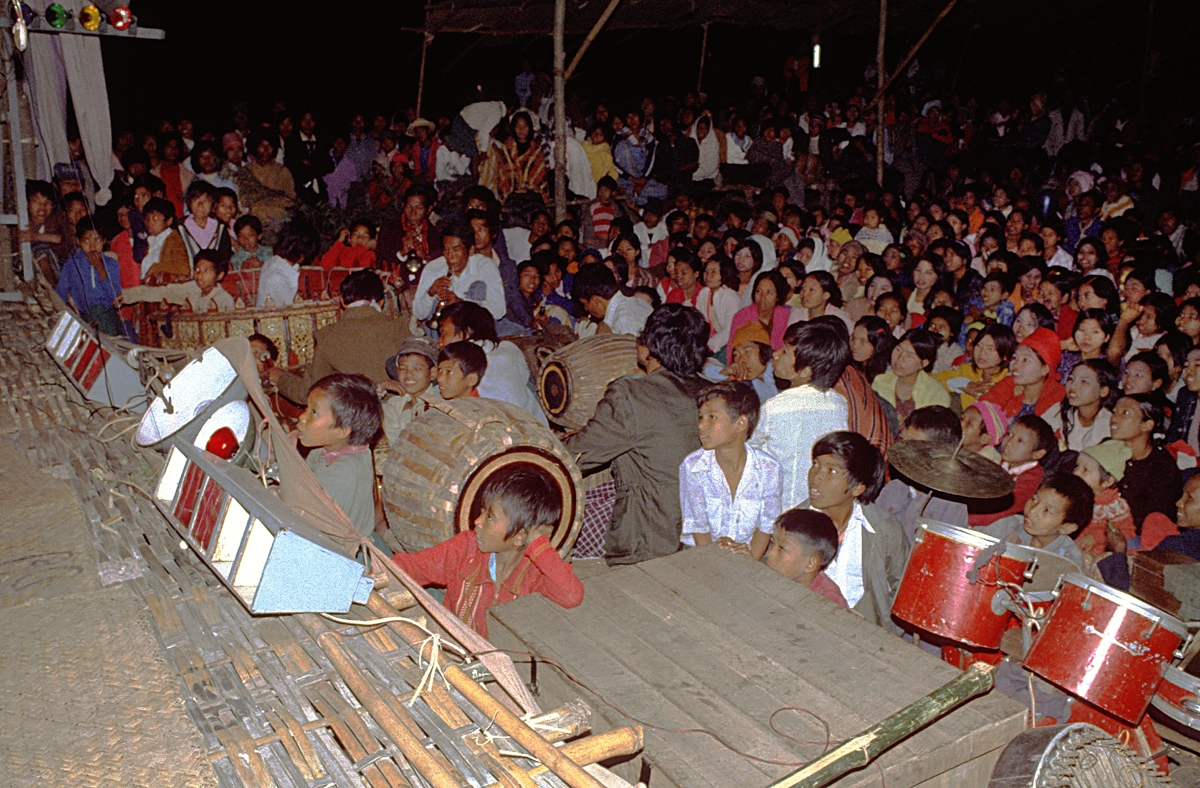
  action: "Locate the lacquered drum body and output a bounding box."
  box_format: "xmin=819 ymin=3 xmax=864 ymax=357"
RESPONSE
xmin=537 ymin=334 xmax=640 ymax=430
xmin=1022 ymin=573 xmax=1188 ymax=724
xmin=891 ymin=521 xmax=1037 ymax=649
xmin=1150 ymin=664 xmax=1200 ymax=736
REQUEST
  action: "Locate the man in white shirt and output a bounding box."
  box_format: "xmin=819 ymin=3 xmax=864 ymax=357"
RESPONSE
xmin=413 ymin=223 xmax=507 ymax=324
xmin=572 ymin=264 xmax=652 ymax=336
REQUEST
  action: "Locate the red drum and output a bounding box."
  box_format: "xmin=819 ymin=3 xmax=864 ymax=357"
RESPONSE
xmin=1151 ymin=664 xmax=1200 ymax=737
xmin=1022 ymin=573 xmax=1189 ymax=724
xmin=891 ymin=522 xmax=1039 ymax=649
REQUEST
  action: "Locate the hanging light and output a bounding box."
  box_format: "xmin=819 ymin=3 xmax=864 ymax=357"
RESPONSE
xmin=9 ymin=0 xmax=27 ymax=50
xmin=78 ymin=4 xmax=101 ymax=30
xmin=44 ymin=2 xmax=67 ymax=28
xmin=812 ymin=32 xmax=822 ymax=69
xmin=108 ymin=4 xmax=132 ymax=30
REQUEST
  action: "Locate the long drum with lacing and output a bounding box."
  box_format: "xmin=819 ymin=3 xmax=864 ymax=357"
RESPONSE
xmin=537 ymin=334 xmax=641 ymax=431
xmin=382 ymin=398 xmax=584 ymax=558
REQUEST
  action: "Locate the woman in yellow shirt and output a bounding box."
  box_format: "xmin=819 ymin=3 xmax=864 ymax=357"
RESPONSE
xmin=933 ymin=323 xmax=1017 ymax=409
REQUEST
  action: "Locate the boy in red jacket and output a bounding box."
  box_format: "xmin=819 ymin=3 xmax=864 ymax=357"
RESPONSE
xmin=969 ymin=415 xmax=1054 ymax=526
xmin=392 ymin=467 xmax=584 ymax=637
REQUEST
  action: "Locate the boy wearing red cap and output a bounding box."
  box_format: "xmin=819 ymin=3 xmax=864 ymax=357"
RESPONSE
xmin=980 ymin=327 xmax=1065 ymax=421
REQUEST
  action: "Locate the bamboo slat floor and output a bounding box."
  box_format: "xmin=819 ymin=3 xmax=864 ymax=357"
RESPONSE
xmin=0 ymin=288 xmax=610 ymax=788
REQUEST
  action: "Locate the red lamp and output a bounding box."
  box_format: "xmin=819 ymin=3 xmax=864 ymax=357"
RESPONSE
xmin=108 ymin=5 xmax=131 ymax=30
xmin=205 ymin=427 xmax=239 ymax=460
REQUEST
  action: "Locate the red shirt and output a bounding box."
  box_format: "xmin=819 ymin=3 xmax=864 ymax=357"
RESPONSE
xmin=969 ymin=464 xmax=1043 ymax=527
xmin=111 ymin=230 xmax=139 ymax=321
xmin=809 ymin=571 xmax=848 ymax=608
xmin=319 ymin=243 xmax=376 ymax=271
xmin=391 ymin=531 xmax=584 ymax=638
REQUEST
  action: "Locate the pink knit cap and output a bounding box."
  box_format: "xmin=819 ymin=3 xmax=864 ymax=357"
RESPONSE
xmin=968 ymin=401 xmax=1008 ymax=447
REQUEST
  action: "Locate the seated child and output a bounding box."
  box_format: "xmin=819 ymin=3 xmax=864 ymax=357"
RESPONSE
xmin=140 ymin=197 xmax=191 ymax=285
xmin=380 ymin=338 xmax=444 ymax=443
xmin=879 ymin=406 xmax=970 ymax=540
xmin=749 ymin=319 xmax=851 ymax=508
xmin=436 ymin=341 xmax=486 ymax=400
xmin=680 ymin=381 xmax=782 ymax=558
xmin=803 ymin=431 xmax=909 ymax=634
xmin=980 ymin=271 xmax=1015 ymax=327
xmin=391 ymin=466 xmax=585 ymax=637
xmin=296 ymin=373 xmax=382 ymax=537
xmin=979 ymin=473 xmax=1092 ymax=567
xmin=231 ymin=215 xmax=271 ymax=271
xmin=960 ymin=400 xmax=1007 ymax=464
xmin=969 ymin=414 xmax=1056 ymax=526
xmin=763 ymin=508 xmax=848 ymax=608
xmin=1072 ymin=440 xmax=1135 ymax=555
xmin=257 ymin=227 xmax=317 ymax=308
xmin=249 ymin=333 xmax=278 ymax=387
xmin=319 ymin=221 xmax=377 ymax=271
xmin=55 ymin=218 xmax=124 ymax=336
xmin=121 ymin=250 xmax=236 ymax=312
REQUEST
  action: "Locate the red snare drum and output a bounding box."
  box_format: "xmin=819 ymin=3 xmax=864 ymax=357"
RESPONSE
xmin=1022 ymin=573 xmax=1189 ymax=724
xmin=891 ymin=522 xmax=1039 ymax=649
xmin=1151 ymin=664 xmax=1200 ymax=737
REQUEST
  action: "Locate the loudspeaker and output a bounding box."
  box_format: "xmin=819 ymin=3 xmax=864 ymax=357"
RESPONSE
xmin=136 ymin=345 xmax=248 ymax=449
xmin=45 ymin=311 xmax=145 ymax=412
xmin=154 ymin=440 xmax=373 ymax=614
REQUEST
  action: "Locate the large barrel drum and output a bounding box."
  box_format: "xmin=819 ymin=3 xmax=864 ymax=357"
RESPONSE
xmin=537 ymin=334 xmax=641 ymax=431
xmin=382 ymin=398 xmax=584 ymax=558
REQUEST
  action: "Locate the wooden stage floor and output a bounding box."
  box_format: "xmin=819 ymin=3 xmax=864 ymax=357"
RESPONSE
xmin=490 ymin=546 xmax=1028 ymax=788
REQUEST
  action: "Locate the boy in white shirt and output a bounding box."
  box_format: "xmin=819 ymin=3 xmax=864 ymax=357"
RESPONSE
xmin=121 ymin=250 xmax=236 ymax=312
xmin=257 ymin=228 xmax=317 ymax=308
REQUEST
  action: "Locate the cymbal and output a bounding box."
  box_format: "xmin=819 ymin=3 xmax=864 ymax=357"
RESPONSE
xmin=887 ymin=440 xmax=1014 ymax=499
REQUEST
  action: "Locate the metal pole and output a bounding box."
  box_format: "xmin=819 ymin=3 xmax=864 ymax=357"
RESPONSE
xmin=416 ymin=32 xmax=433 ymax=118
xmin=553 ymin=0 xmax=568 ymax=222
xmin=2 ymin=36 xmax=32 ymax=288
xmin=564 ymin=0 xmax=623 ymax=80
xmin=697 ymin=22 xmax=710 ymax=96
xmin=875 ymin=0 xmax=887 ymax=186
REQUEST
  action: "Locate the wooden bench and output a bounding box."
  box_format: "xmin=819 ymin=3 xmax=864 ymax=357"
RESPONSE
xmin=489 ymin=546 xmax=1026 ymax=788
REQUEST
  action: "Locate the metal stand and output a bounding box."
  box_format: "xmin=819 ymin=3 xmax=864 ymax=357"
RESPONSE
xmin=1 ymin=34 xmax=32 ymax=298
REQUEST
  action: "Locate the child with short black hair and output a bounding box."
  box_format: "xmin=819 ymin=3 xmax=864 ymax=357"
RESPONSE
xmin=297 ymin=373 xmax=382 ymax=537
xmin=899 ymin=405 xmax=961 ymax=445
xmin=249 ymin=333 xmax=278 ymax=386
xmin=319 ymin=221 xmax=377 ymax=270
xmin=140 ymin=197 xmax=191 ymax=285
xmin=55 ymin=218 xmax=124 ymax=336
xmin=981 ymin=271 xmax=1015 ymax=327
xmin=231 ymin=215 xmax=271 ymax=271
xmin=854 ymin=203 xmax=894 ymax=255
xmin=969 ymin=414 xmax=1057 ymax=526
xmin=979 ymin=473 xmax=1092 ymax=566
xmin=750 ymin=320 xmax=851 ymax=508
xmin=803 ymin=431 xmax=909 ymax=633
xmin=437 ymin=341 xmax=487 ymax=400
xmin=391 ymin=466 xmax=585 ymax=637
xmin=764 ymin=508 xmax=848 ymax=607
xmin=120 ymin=249 xmax=236 ymax=312
xmin=380 ymin=339 xmax=444 ymax=442
xmin=680 ymin=381 xmax=782 ymax=558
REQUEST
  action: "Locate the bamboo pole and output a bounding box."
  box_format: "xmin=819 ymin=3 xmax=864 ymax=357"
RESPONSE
xmin=767 ymin=663 xmax=996 ymax=788
xmin=443 ymin=663 xmax=607 ymax=788
xmin=696 ymin=23 xmax=710 ymax=96
xmin=875 ymin=0 xmax=887 ymax=186
xmin=564 ymin=0 xmax=624 ymax=80
xmin=553 ymin=0 xmax=568 ymax=223
xmin=318 ymin=632 xmax=467 ymax=788
xmin=416 ymin=32 xmax=434 ymax=118
xmin=863 ymin=0 xmax=959 ymax=114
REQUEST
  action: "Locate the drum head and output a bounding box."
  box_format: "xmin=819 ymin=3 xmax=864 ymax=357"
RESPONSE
xmin=454 ymin=447 xmax=582 ymax=559
xmin=539 ymin=362 xmax=571 ymax=418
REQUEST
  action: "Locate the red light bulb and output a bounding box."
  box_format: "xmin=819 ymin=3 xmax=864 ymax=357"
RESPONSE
xmin=205 ymin=427 xmax=239 ymax=460
xmin=108 ymin=5 xmax=132 ymax=30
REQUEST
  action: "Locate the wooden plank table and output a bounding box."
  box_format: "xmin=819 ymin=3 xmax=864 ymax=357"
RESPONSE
xmin=489 ymin=546 xmax=1027 ymax=788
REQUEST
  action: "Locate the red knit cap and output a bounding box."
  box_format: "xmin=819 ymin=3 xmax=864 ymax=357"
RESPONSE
xmin=1019 ymin=327 xmax=1062 ymax=378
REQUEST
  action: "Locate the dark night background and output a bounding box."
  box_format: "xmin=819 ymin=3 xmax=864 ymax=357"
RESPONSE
xmin=98 ymin=0 xmax=1198 ymax=135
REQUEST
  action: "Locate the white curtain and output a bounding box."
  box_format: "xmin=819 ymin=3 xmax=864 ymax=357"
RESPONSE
xmin=22 ymin=0 xmax=114 ymax=205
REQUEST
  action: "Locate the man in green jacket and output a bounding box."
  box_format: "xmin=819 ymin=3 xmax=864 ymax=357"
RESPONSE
xmin=272 ymin=269 xmax=408 ymax=404
xmin=565 ymin=304 xmax=710 ymax=565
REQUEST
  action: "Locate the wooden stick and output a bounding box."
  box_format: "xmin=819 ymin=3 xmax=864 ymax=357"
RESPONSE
xmin=767 ymin=663 xmax=996 ymax=788
xmin=863 ymin=0 xmax=960 ymax=114
xmin=564 ymin=0 xmax=623 ymax=81
xmin=478 ymin=726 xmax=644 ymax=786
xmin=696 ymin=22 xmax=710 ymax=95
xmin=443 ymin=663 xmax=607 ymax=788
xmin=875 ymin=0 xmax=887 ymax=186
xmin=318 ymin=633 xmax=467 ymax=788
xmin=553 ymin=0 xmax=568 ymax=223
xmin=416 ymin=32 xmax=433 ymax=118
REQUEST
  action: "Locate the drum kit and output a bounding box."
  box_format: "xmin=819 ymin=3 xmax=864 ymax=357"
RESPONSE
xmin=887 ymin=440 xmax=1200 ymax=767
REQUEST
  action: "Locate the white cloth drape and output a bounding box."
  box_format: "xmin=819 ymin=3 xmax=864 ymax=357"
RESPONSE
xmin=23 ymin=0 xmax=114 ymax=205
